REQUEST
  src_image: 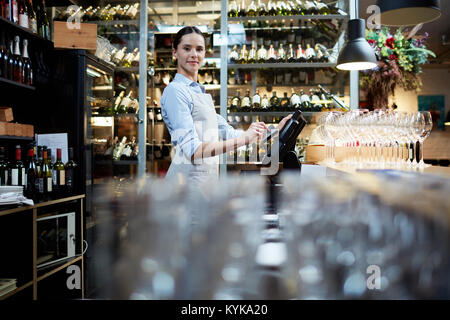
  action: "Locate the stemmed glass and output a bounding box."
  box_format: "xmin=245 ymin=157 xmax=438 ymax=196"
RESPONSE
xmin=409 ymin=112 xmax=426 ymax=168
xmin=417 ymin=111 xmax=433 ymax=167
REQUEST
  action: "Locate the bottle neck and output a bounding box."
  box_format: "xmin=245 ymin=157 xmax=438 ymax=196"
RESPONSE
xmin=57 ymin=149 xmax=62 ymax=161
xmin=14 ymin=39 xmax=21 ymax=56
xmin=23 ymin=41 xmax=29 ymax=59
xmin=16 ymin=148 xmax=22 ymax=161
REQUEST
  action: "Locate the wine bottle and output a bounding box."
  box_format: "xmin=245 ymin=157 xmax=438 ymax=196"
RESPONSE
xmin=280 ymin=92 xmax=290 ymax=110
xmin=112 ymin=47 xmax=127 ymax=65
xmin=27 ymin=0 xmax=38 ymax=34
xmin=242 ymin=89 xmax=252 ymax=111
xmin=10 ymin=145 xmax=25 ymax=187
xmin=316 ymin=0 xmax=330 ymax=14
xmin=7 ymin=39 xmax=15 ymax=80
xmin=113 ymin=136 xmax=127 ymax=160
xmin=258 ymin=0 xmax=267 ymax=16
xmin=228 ymin=0 xmax=239 ymax=17
xmin=11 ymin=0 xmax=19 ymax=23
xmin=119 ymin=91 xmax=134 ymax=114
xmin=300 ymin=89 xmax=310 ymax=111
xmin=268 ymin=0 xmax=277 ymax=16
xmin=248 ymin=41 xmax=257 ymax=63
xmin=0 ymin=147 xmax=9 ymax=186
xmin=261 ymin=94 xmax=270 ymax=110
xmin=257 ymin=44 xmax=267 ymax=63
xmin=65 ymin=147 xmax=77 ymax=195
xmin=22 ymin=39 xmax=33 ymax=86
xmin=238 ymin=44 xmax=248 ymax=64
xmin=305 ymin=43 xmax=316 ymax=62
xmin=277 ymin=43 xmax=286 ymax=63
xmin=290 ymin=88 xmax=301 ymax=110
xmin=131 ymin=49 xmax=140 ymax=67
xmin=229 ymin=45 xmax=239 ymax=64
xmin=37 ymin=0 xmax=50 ymax=40
xmin=18 ymin=0 xmax=28 ymax=28
xmin=113 ymin=91 xmax=124 ymax=114
xmin=238 ymin=0 xmax=246 ymax=17
xmin=38 ymin=149 xmax=52 ymax=199
xmin=52 ymin=148 xmax=65 ymax=197
xmin=287 ymin=43 xmax=296 ymax=62
xmin=269 ymin=91 xmax=280 ymax=111
xmin=309 ymin=88 xmax=321 ymax=111
xmin=25 ymin=146 xmax=36 ymax=198
xmin=296 ymin=0 xmax=306 ymax=15
xmin=252 ymin=89 xmax=261 ymax=109
xmin=0 ymin=31 xmax=6 ymax=79
xmin=35 ymin=146 xmax=42 ymax=173
xmin=267 ymin=44 xmax=277 ymax=63
xmin=288 ymin=1 xmax=298 ymax=14
xmin=127 ymin=3 xmax=140 ymax=20
xmin=13 ymin=35 xmax=24 ymax=83
xmin=304 ymin=0 xmax=317 ymax=14
xmin=230 ymin=90 xmax=242 ymax=112
xmin=247 ymin=0 xmax=257 ymax=16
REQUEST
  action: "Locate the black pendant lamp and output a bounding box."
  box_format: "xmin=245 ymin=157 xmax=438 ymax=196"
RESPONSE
xmin=375 ymin=0 xmax=441 ymax=26
xmin=336 ymin=19 xmax=378 ymax=71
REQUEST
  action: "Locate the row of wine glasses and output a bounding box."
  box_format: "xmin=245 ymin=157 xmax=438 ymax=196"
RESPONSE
xmin=316 ymin=110 xmax=433 ymax=169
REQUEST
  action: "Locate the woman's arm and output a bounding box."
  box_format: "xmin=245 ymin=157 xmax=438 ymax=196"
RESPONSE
xmin=192 ymin=122 xmax=269 ymax=160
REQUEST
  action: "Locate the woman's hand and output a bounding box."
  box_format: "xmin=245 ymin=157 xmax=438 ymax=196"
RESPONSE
xmin=276 ymin=114 xmax=293 ymax=131
xmin=241 ymin=122 xmax=269 ymax=145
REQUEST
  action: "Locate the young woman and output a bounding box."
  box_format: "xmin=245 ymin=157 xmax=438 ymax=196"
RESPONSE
xmin=161 ymin=26 xmax=291 ymax=184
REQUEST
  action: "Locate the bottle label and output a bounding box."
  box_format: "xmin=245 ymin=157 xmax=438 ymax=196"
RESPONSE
xmin=52 ymin=170 xmax=57 ymax=185
xmin=37 ymin=178 xmax=43 ymax=193
xmin=242 ymin=97 xmax=251 ymax=107
xmin=21 ymin=168 xmax=25 ymax=186
xmin=12 ymin=1 xmax=18 ymax=22
xmin=12 ymin=169 xmax=18 ymax=186
xmin=4 ymin=171 xmax=8 ymax=185
xmin=291 ymin=95 xmax=301 ymax=105
xmin=66 ymin=170 xmax=73 ymax=188
xmin=252 ymin=95 xmax=261 ymax=105
xmin=30 ymin=19 xmax=38 ymax=34
xmin=47 ymin=177 xmax=52 ymax=192
xmin=60 ymin=170 xmax=65 ymax=186
xmin=19 ymin=13 xmax=29 ymax=28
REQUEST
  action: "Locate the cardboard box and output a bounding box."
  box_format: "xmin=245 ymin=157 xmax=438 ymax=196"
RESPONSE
xmin=13 ymin=123 xmax=23 ymax=137
xmin=53 ymin=21 xmax=98 ymax=50
xmin=0 ymin=107 xmax=13 ymax=122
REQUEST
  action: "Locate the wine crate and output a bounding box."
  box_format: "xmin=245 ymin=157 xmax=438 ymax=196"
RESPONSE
xmin=53 ymin=21 xmax=97 ymax=51
xmin=0 ymin=107 xmax=13 ymax=122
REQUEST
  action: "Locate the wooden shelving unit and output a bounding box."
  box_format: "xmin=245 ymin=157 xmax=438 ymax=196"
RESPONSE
xmin=0 ymin=195 xmax=85 ymax=300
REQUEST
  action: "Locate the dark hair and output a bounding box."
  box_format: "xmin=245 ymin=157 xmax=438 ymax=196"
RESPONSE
xmin=173 ymin=26 xmax=205 ymax=50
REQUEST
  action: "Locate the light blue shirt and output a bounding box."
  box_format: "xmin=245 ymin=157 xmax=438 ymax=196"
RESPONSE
xmin=161 ymin=73 xmax=243 ymax=159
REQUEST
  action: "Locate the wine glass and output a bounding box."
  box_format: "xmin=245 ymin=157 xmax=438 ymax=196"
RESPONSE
xmin=409 ymin=112 xmax=426 ymax=168
xmin=418 ymin=111 xmax=433 ymax=168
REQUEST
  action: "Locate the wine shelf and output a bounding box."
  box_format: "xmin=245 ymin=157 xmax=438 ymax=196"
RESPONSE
xmin=0 ymin=16 xmax=53 ymax=46
xmin=228 ymin=62 xmax=336 ymax=69
xmin=228 ymin=13 xmax=348 ymax=22
xmin=0 ymin=77 xmax=36 ymax=91
xmin=0 ymin=135 xmax=34 ymax=141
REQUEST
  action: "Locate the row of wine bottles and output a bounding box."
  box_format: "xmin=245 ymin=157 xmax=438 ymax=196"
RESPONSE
xmin=95 ymin=136 xmax=139 ymax=161
xmin=229 ymin=41 xmax=330 ymax=64
xmin=0 ymin=0 xmax=51 ymax=41
xmin=228 ymin=68 xmax=334 ymax=86
xmin=93 ymin=90 xmax=139 ymax=115
xmin=147 ymin=139 xmax=171 ymax=161
xmin=0 ymin=32 xmax=33 ymax=85
xmin=229 ymin=87 xmax=331 ymax=112
xmin=228 ymin=0 xmax=340 ymax=18
xmin=0 ymin=144 xmax=77 ymax=201
xmin=53 ymin=3 xmax=140 ymax=22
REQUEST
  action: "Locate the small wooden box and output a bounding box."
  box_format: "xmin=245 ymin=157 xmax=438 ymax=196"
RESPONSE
xmin=0 ymin=107 xmax=13 ymax=122
xmin=0 ymin=122 xmax=7 ymax=135
xmin=23 ymin=124 xmax=34 ymax=137
xmin=6 ymin=122 xmax=15 ymax=136
xmin=53 ymin=21 xmax=97 ymax=50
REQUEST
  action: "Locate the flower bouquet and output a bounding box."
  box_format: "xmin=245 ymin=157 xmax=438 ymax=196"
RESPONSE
xmin=360 ymin=27 xmax=436 ymax=109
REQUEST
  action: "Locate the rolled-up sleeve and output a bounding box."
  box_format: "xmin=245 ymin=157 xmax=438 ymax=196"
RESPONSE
xmin=216 ymin=114 xmax=244 ymax=140
xmin=161 ymin=84 xmax=202 ymax=159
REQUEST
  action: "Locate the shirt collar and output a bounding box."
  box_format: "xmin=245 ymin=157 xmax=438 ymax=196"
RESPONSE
xmin=174 ymin=73 xmax=205 ymax=93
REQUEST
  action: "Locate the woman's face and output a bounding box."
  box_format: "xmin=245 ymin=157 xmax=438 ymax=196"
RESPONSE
xmin=173 ymin=33 xmax=205 ymax=77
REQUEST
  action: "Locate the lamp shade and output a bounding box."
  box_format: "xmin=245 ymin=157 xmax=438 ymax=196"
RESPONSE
xmin=375 ymin=0 xmax=441 ymax=26
xmin=336 ymin=19 xmax=378 ymax=71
